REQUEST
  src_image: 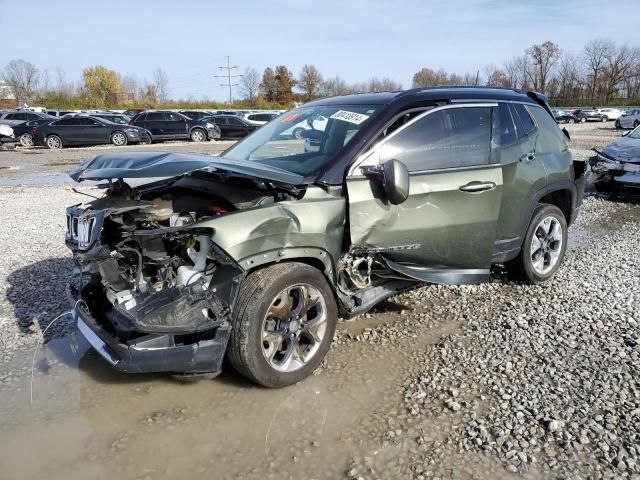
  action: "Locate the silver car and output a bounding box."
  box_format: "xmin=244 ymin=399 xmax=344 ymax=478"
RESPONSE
xmin=616 ymin=108 xmax=640 ymax=129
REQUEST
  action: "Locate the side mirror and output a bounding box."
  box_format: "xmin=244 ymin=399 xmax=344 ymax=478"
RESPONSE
xmin=381 ymin=159 xmax=410 ymax=204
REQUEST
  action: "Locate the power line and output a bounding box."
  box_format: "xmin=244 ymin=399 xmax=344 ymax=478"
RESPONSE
xmin=213 ymin=56 xmax=242 ymax=104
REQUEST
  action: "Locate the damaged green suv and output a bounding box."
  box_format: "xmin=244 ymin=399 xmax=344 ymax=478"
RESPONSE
xmin=66 ymin=87 xmax=587 ymax=387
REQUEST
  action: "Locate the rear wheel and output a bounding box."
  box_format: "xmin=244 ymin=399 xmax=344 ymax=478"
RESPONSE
xmin=292 ymin=127 xmax=305 ymax=139
xmin=511 ymin=204 xmax=567 ymax=284
xmin=46 ymin=135 xmax=63 ymax=149
xmin=580 ymin=117 xmax=586 ymax=123
xmin=19 ymin=133 xmax=34 ymax=147
xmin=634 ymin=120 xmax=639 ymax=128
xmin=615 ymin=120 xmax=621 ymax=129
xmin=227 ymin=262 xmax=338 ymax=388
xmin=111 ymin=131 xmax=128 ymax=146
xmin=190 ymin=128 xmax=206 ymax=142
xmin=601 ymin=116 xmax=607 ymax=122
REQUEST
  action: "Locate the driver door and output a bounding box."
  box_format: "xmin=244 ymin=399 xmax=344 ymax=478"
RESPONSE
xmin=346 ymin=104 xmax=503 ymax=284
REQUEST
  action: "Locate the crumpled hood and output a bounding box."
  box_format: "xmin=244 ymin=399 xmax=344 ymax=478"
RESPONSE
xmin=68 ymin=151 xmax=305 ymax=185
xmin=601 ymin=136 xmax=640 ymax=164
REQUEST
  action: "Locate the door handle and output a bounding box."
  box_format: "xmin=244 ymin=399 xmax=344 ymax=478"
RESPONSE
xmin=520 ymin=151 xmax=536 ymax=162
xmin=459 ymin=181 xmax=497 ymax=193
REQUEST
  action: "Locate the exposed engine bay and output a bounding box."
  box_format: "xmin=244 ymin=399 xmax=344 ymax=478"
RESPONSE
xmin=67 ymin=171 xmax=296 ymax=350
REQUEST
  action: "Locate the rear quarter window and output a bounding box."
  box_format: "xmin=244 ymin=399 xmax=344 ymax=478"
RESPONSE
xmin=510 ymin=103 xmax=535 ymax=139
xmin=526 ymin=105 xmax=567 ymax=153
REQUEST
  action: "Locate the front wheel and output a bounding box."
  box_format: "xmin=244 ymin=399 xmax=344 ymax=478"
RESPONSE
xmin=111 ymin=131 xmax=128 ymax=146
xmin=580 ymin=117 xmax=586 ymax=123
xmin=511 ymin=204 xmax=568 ymax=284
xmin=46 ymin=135 xmax=63 ymax=149
xmin=601 ymin=117 xmax=607 ymax=122
xmin=190 ymin=128 xmax=206 ymax=142
xmin=227 ymin=262 xmax=338 ymax=388
xmin=291 ymin=127 xmax=305 ymax=139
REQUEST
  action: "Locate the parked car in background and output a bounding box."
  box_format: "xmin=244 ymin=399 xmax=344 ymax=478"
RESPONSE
xmin=208 ymin=114 xmax=259 ymax=139
xmin=129 ymin=111 xmax=220 ymax=142
xmin=243 ymin=112 xmax=279 ymax=125
xmin=33 ymin=116 xmax=149 ymax=149
xmin=615 ymin=108 xmax=640 ymax=129
xmin=90 ymin=113 xmax=131 ymax=125
xmin=596 ymin=108 xmax=623 ymax=121
xmin=590 ymin=125 xmax=640 ymax=192
xmin=573 ymin=109 xmax=607 ymax=123
xmin=0 ymin=124 xmax=17 ymax=150
xmin=0 ymin=110 xmax=57 ymax=127
xmin=45 ymin=110 xmax=77 ymax=117
xmin=64 ymin=87 xmax=586 ymax=387
xmin=552 ymin=109 xmax=577 ymax=124
xmin=123 ymin=108 xmax=146 ymax=118
xmin=12 ymin=118 xmax=55 ymax=147
xmin=179 ymin=110 xmax=216 ymax=121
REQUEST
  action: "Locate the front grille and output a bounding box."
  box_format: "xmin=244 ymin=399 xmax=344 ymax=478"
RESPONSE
xmin=66 ymin=214 xmax=96 ymax=248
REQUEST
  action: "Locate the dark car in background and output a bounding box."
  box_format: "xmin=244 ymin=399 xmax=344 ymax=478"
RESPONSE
xmin=129 ymin=111 xmax=220 ymax=142
xmin=179 ymin=110 xmax=215 ymax=121
xmin=33 ymin=116 xmax=149 ymax=149
xmin=123 ymin=108 xmax=146 ymax=118
xmin=573 ymin=109 xmax=607 ymax=123
xmin=552 ymin=109 xmax=577 ymax=124
xmin=90 ymin=113 xmax=131 ymax=125
xmin=208 ymin=114 xmax=259 ymax=139
xmin=0 ymin=110 xmax=57 ymax=127
xmin=12 ymin=118 xmax=54 ymax=147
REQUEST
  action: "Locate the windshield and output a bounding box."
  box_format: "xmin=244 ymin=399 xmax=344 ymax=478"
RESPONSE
xmin=222 ymin=104 xmax=380 ymax=177
xmin=628 ymin=126 xmax=640 ymax=139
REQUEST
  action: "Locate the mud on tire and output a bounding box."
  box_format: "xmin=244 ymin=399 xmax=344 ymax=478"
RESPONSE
xmin=227 ymin=262 xmax=338 ymax=388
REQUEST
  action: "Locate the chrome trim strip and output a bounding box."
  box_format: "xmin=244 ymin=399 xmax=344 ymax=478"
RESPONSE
xmin=76 ymin=312 xmax=120 ymax=366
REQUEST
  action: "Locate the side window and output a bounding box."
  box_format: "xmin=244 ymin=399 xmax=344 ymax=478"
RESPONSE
xmin=166 ymin=112 xmax=182 ymax=121
xmin=510 ymin=103 xmax=535 ymax=138
xmin=378 ymin=107 xmax=492 ymax=171
xmin=227 ymin=117 xmax=244 ymax=126
xmin=526 ymin=105 xmax=567 ymax=153
xmin=146 ymin=112 xmax=163 ymax=121
xmin=497 ymin=103 xmax=517 ymax=145
xmin=80 ymin=118 xmax=100 ymax=126
xmin=25 ymin=113 xmax=39 ymax=120
xmin=5 ymin=113 xmax=20 ymax=120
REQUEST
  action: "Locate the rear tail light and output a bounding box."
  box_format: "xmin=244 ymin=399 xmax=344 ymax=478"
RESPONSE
xmin=32 ymin=128 xmax=37 ymax=134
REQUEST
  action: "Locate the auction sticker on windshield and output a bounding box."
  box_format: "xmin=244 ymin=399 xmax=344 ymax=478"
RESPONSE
xmin=330 ymin=110 xmax=370 ymax=125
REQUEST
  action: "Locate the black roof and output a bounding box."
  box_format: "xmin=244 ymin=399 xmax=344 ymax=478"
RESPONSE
xmin=308 ymin=87 xmax=544 ymax=108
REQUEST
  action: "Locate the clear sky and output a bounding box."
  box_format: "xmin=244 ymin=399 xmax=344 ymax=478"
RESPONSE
xmin=1 ymin=0 xmax=638 ymax=101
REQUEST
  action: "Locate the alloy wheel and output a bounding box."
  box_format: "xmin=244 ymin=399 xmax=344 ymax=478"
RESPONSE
xmin=112 ymin=132 xmax=127 ymax=146
xmin=46 ymin=136 xmax=61 ymax=149
xmin=261 ymin=283 xmax=328 ymax=373
xmin=19 ymin=133 xmax=34 ymax=147
xmin=530 ymin=216 xmax=563 ymax=275
xmin=191 ymin=129 xmax=205 ymax=142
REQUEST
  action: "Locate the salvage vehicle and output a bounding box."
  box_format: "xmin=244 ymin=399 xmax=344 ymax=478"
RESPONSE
xmin=590 ymin=125 xmax=640 ymax=191
xmin=573 ymin=109 xmax=607 ymax=123
xmin=552 ymin=108 xmax=577 ymax=124
xmin=66 ymin=87 xmax=587 ymax=387
xmin=0 ymin=123 xmax=17 ymax=150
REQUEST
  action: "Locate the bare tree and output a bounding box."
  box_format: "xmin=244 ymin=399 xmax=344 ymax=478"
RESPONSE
xmin=298 ymin=64 xmax=323 ymax=101
xmin=366 ymin=77 xmax=402 ymax=92
xmin=321 ymin=76 xmax=353 ymax=96
xmin=583 ymin=39 xmax=611 ymax=104
xmin=484 ymin=64 xmax=510 ymax=87
xmin=240 ymin=67 xmax=260 ymax=103
xmin=525 ymin=41 xmax=560 ymax=93
xmin=503 ymin=55 xmax=529 ymax=89
xmin=153 ymin=68 xmax=170 ymax=102
xmin=602 ymin=44 xmax=637 ymax=104
xmin=2 ymin=59 xmax=40 ymax=105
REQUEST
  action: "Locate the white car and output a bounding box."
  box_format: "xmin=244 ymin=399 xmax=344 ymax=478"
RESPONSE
xmin=597 ymin=108 xmax=623 ymax=121
xmin=615 ymin=109 xmax=640 ymax=129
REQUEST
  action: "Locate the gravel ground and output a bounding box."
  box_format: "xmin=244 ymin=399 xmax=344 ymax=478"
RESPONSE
xmin=0 ymin=122 xmax=638 ymax=479
xmin=342 ymin=196 xmax=640 ymax=479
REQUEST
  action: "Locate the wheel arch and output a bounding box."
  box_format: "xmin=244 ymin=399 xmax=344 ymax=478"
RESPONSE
xmin=189 ymin=125 xmax=208 ymax=138
xmin=242 ymin=248 xmax=336 ymax=286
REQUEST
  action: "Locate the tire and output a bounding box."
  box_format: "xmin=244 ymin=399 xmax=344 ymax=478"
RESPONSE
xmin=569 ymin=118 xmax=576 ymax=124
xmin=140 ymin=131 xmax=152 ymax=144
xmin=190 ymin=128 xmax=206 ymax=142
xmin=291 ymin=127 xmax=304 ymax=139
xmin=580 ymin=117 xmax=586 ymax=123
xmin=46 ymin=135 xmax=63 ymax=149
xmin=19 ymin=133 xmax=34 ymax=147
xmin=634 ymin=120 xmax=639 ymax=128
xmin=601 ymin=117 xmax=607 ymax=122
xmin=227 ymin=262 xmax=338 ymax=388
xmin=512 ymin=204 xmax=568 ymax=285
xmin=111 ymin=131 xmax=128 ymax=146
xmin=615 ymin=120 xmax=621 ymax=129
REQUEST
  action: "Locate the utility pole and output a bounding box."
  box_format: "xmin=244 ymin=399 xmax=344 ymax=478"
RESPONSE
xmin=214 ymin=56 xmax=242 ymax=104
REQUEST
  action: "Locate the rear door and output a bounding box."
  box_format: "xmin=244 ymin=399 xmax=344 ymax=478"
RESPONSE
xmin=79 ymin=118 xmax=110 ymax=144
xmin=213 ymin=116 xmax=229 ymax=137
xmin=225 ymin=116 xmax=246 ymax=138
xmin=145 ymin=112 xmax=165 ymax=137
xmin=165 ymin=112 xmax=188 ymax=138
xmin=54 ymin=118 xmax=84 ymax=144
xmin=347 ymin=104 xmax=503 ymax=283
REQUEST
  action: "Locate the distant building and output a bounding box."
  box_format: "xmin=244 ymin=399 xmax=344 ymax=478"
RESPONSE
xmin=107 ymin=92 xmax=135 ymax=104
xmin=0 ymin=81 xmax=17 ymax=109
